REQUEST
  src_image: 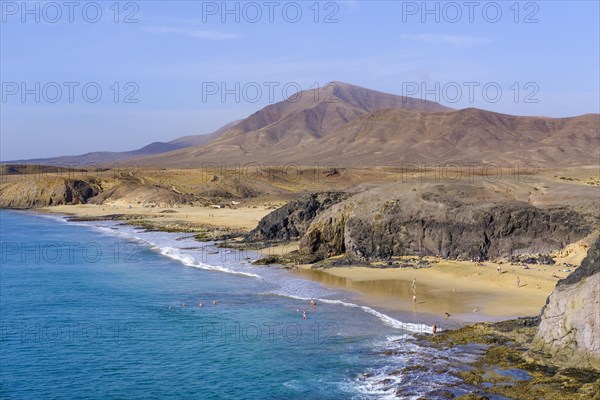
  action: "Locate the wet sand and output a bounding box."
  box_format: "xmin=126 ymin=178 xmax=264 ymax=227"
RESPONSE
xmin=295 ymin=259 xmax=574 ymax=323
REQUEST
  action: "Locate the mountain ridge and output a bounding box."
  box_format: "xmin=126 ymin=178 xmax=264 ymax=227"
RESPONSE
xmin=7 ymin=82 xmax=599 ymax=168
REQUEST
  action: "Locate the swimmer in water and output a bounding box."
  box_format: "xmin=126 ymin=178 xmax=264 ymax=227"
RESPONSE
xmin=212 ymin=300 xmax=217 ymax=305
xmin=198 ymin=303 xmax=204 ymax=307
xmin=302 ymin=310 xmax=307 ymax=320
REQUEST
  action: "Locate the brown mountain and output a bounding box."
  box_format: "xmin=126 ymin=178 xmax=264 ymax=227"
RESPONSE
xmin=136 ymin=82 xmax=453 ymax=167
xmin=135 ymin=82 xmax=599 ymax=168
xmin=13 ymin=82 xmax=598 ymax=168
xmin=272 ymin=108 xmax=600 ymax=166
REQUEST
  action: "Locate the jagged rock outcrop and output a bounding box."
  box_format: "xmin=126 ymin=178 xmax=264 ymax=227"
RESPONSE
xmin=299 ymin=184 xmax=593 ymax=260
xmin=245 ymin=192 xmax=351 ymax=242
xmin=533 ymin=238 xmax=600 ymax=370
xmin=0 ymin=178 xmax=101 ymax=208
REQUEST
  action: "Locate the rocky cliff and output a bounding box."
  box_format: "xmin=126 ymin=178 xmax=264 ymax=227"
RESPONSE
xmin=0 ymin=175 xmax=191 ymax=209
xmin=245 ymin=192 xmax=350 ymax=242
xmin=299 ymin=184 xmax=592 ymax=260
xmin=533 ymin=237 xmax=600 ymax=370
xmin=0 ymin=178 xmax=101 ymax=208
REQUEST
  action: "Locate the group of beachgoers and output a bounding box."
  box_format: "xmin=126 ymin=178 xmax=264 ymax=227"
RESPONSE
xmin=168 ymin=299 xmax=219 ymax=310
xmin=411 ymin=278 xmax=438 ymax=336
xmin=477 ymin=256 xmax=570 ymax=283
xmin=295 ymin=299 xmax=318 ymax=320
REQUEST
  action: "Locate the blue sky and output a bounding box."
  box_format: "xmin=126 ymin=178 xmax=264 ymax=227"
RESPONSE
xmin=1 ymin=0 xmax=599 ymax=160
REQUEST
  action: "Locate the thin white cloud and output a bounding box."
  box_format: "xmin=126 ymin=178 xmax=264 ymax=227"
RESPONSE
xmin=340 ymin=0 xmax=359 ymax=10
xmin=399 ymin=34 xmax=492 ymax=47
xmin=143 ymin=26 xmax=241 ymax=40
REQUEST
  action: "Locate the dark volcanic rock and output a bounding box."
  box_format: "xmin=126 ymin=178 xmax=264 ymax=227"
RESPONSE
xmin=300 ymin=185 xmax=593 ymax=261
xmin=245 ymin=192 xmax=351 ymax=242
xmin=510 ymin=254 xmax=556 ymax=265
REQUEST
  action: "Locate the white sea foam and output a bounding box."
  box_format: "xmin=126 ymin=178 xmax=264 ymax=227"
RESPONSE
xmin=157 ymin=246 xmax=262 ymax=279
xmin=32 ymin=212 xmax=71 ymax=224
xmin=41 ymin=214 xmax=434 ymax=337
xmin=53 ymin=216 xmax=263 ymax=279
xmin=265 ymin=291 xmax=432 ymax=334
xmin=348 ymin=334 xmax=481 ymax=399
xmin=320 ymin=299 xmax=432 ymax=334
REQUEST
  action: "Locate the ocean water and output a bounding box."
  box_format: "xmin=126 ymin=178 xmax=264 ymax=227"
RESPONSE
xmin=0 ymin=211 xmax=485 ymax=399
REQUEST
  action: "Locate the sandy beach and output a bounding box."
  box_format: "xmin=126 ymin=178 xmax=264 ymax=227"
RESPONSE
xmin=295 ymin=259 xmax=577 ymax=322
xmin=39 ymin=203 xmax=272 ymax=230
xmin=37 ymin=203 xmax=586 ymax=323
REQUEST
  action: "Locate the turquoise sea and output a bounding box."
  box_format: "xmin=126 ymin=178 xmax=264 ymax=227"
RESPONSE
xmin=0 ymin=210 xmax=488 ymax=399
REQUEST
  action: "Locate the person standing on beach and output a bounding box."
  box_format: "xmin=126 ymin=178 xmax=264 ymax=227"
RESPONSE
xmin=432 ymin=323 xmax=437 ymax=335
xmin=497 ymin=265 xmax=502 ymax=274
xmin=516 ymin=276 xmax=521 ymax=288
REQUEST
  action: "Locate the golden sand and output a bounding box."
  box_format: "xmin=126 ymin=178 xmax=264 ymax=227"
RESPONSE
xmin=39 ymin=204 xmax=580 ymax=322
xmin=295 ymin=259 xmax=573 ymax=322
xmin=39 ymin=203 xmax=272 ymax=230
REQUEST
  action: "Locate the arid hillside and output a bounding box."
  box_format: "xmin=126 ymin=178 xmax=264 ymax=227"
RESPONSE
xmin=134 ymin=83 xmax=598 ymax=168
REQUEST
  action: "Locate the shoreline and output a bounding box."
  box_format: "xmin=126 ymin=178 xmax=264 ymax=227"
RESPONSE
xmin=35 ymin=203 xmax=272 ymax=230
xmin=292 ymin=261 xmax=563 ymax=324
xmin=20 ymin=205 xmax=579 ymax=325
xmin=5 ymin=207 xmax=597 ymax=400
